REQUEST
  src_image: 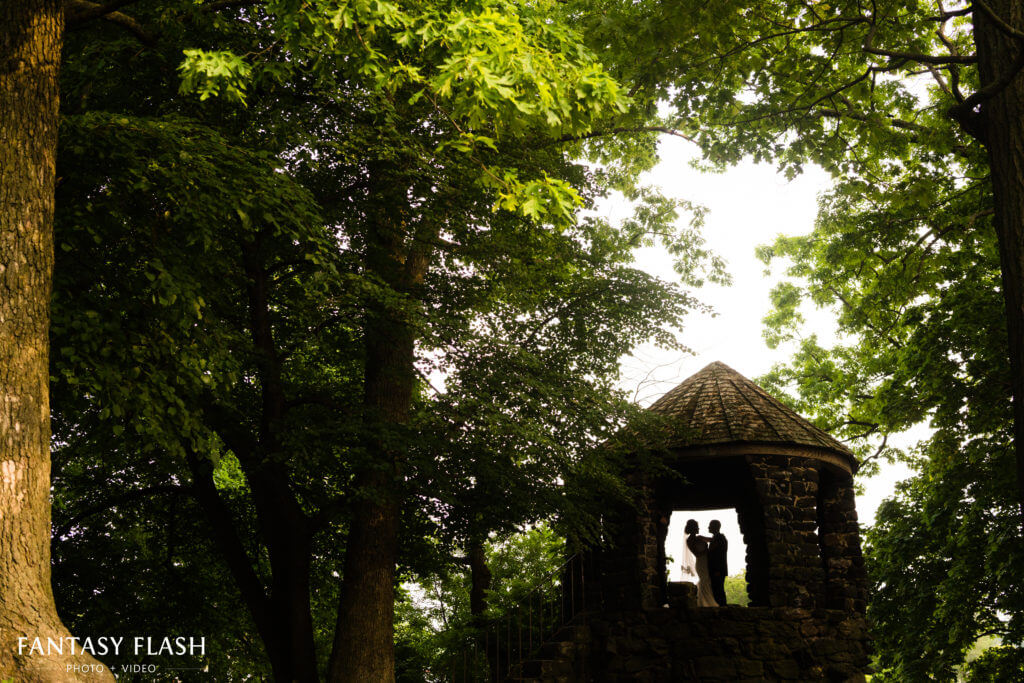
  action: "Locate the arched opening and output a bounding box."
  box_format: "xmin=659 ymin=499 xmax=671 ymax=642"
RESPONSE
xmin=649 ymin=456 xmax=770 ymax=607
xmin=666 ymin=509 xmax=747 ymax=605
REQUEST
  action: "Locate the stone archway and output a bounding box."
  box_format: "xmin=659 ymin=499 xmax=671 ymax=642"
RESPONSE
xmin=651 ymin=456 xmax=770 ymax=608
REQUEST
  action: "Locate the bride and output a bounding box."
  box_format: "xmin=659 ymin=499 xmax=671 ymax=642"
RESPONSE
xmin=681 ymin=519 xmax=719 ymax=607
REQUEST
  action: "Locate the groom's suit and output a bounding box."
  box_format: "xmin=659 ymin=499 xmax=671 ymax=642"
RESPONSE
xmin=708 ymin=532 xmax=728 ymax=606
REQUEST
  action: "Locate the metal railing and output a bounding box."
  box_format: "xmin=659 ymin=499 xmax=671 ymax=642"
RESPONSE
xmin=444 ymin=553 xmax=588 ymax=682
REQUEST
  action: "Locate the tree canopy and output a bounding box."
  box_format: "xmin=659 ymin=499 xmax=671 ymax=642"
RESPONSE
xmin=37 ymin=0 xmax=723 ymax=679
xmin=2 ymin=0 xmax=1024 ymax=680
xmin=569 ymin=0 xmax=1024 ymax=677
xmin=569 ymin=0 xmax=1023 ymax=678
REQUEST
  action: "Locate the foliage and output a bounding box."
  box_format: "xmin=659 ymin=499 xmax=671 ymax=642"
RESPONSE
xmin=394 ymin=526 xmax=564 ymax=677
xmin=50 ymin=0 xmax=724 ymax=677
xmin=963 ymin=645 xmax=1024 ymax=682
xmin=723 ymin=571 xmax=749 ymax=607
xmin=562 ymin=1 xmax=1024 ymax=679
xmin=752 ymin=138 xmax=1024 ymax=682
xmin=51 ymin=106 xmax=341 ymax=677
xmin=579 ymin=0 xmax=979 ymax=173
xmin=177 ymin=0 xmax=632 ymax=224
xmin=865 ymin=438 xmax=1023 ymax=680
xmin=750 ymin=113 xmax=1024 ymax=683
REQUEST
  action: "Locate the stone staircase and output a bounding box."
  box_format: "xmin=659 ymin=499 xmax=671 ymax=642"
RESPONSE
xmin=504 ymin=622 xmax=591 ymax=682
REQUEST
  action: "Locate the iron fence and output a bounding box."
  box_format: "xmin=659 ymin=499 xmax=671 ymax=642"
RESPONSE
xmin=443 ymin=553 xmax=588 ymax=682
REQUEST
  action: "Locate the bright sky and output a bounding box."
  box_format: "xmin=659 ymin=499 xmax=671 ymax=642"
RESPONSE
xmin=610 ymin=135 xmax=917 ymax=578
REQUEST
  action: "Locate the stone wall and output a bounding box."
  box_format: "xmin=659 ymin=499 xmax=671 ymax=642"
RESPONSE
xmin=588 ymin=455 xmax=867 ymax=615
xmin=586 ymin=480 xmax=659 ymax=612
xmin=818 ymin=468 xmax=868 ymax=613
xmin=575 ymin=453 xmax=870 ymax=681
xmin=747 ymin=454 xmax=826 ymax=609
xmin=586 ymin=604 xmax=871 ymax=682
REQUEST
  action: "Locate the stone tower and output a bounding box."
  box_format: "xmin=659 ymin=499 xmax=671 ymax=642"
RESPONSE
xmin=577 ymin=361 xmax=871 ymax=681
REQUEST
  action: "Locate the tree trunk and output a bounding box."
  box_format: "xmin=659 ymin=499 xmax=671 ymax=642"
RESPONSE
xmin=328 ymin=467 xmax=401 ymax=682
xmin=973 ymin=0 xmax=1024 ymax=524
xmin=220 ymin=240 xmax=319 ymax=681
xmin=468 ymin=540 xmax=496 ymax=679
xmin=251 ymin=465 xmax=318 ymax=682
xmin=182 ymin=235 xmax=323 ymax=681
xmin=328 ymin=186 xmax=430 ymax=682
xmin=326 ymin=314 xmax=410 ymax=682
xmin=191 ymin=416 xmax=320 ymax=682
xmin=468 ymin=541 xmax=492 ymax=620
xmin=0 ymin=1 xmax=111 ymax=679
xmin=185 ymin=450 xmax=279 ymax=665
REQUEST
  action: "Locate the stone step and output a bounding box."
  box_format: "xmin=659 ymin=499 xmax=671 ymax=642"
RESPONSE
xmin=520 ymin=657 xmax=572 ymax=677
xmin=536 ymin=639 xmax=576 ymax=659
xmin=507 ymin=620 xmax=590 ymax=682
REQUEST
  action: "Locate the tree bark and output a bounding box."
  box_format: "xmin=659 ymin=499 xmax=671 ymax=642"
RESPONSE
xmin=185 ymin=449 xmax=279 ymax=670
xmin=468 ymin=541 xmax=492 ymax=620
xmin=327 ymin=185 xmax=431 ymax=682
xmin=326 ymin=313 xmax=410 ymax=683
xmin=194 ymin=239 xmax=320 ymax=682
xmin=468 ymin=539 xmax=496 ymax=678
xmin=196 ymin=401 xmax=321 ymax=681
xmin=0 ymin=1 xmax=111 ymax=679
xmin=973 ymin=0 xmax=1024 ymax=524
xmin=250 ymin=461 xmax=318 ymax=683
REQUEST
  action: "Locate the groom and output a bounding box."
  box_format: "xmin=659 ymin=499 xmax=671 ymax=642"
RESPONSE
xmin=708 ymin=519 xmax=728 ymax=606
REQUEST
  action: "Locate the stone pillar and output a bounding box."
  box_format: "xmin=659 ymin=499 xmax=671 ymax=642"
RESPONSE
xmin=654 ymin=506 xmax=671 ymax=604
xmin=592 ymin=515 xmax=643 ymax=611
xmin=818 ymin=468 xmax=867 ymax=613
xmin=633 ymin=483 xmax=662 ymax=609
xmin=589 ymin=480 xmax=661 ymax=612
xmin=747 ymin=454 xmax=826 ymax=609
xmin=735 ymin=501 xmax=769 ymax=606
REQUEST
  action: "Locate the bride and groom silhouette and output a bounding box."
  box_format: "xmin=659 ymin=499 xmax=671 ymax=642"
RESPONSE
xmin=682 ymin=519 xmax=728 ymax=607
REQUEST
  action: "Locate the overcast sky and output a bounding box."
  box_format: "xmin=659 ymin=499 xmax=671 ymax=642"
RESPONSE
xmin=609 ymin=135 xmax=916 ymax=579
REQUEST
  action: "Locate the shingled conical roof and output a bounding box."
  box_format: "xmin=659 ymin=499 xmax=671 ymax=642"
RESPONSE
xmin=649 ymin=361 xmax=856 ymax=471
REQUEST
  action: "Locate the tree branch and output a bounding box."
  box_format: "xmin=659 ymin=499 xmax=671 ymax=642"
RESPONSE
xmin=929 ymin=6 xmax=974 ymax=21
xmin=947 ymin=39 xmax=1024 ymax=141
xmin=862 ymin=432 xmax=889 ymax=464
xmin=826 ymin=283 xmax=904 ymax=349
xmin=556 ymin=126 xmax=697 ymax=145
xmin=55 ymin=484 xmax=185 ymax=538
xmin=840 ymin=420 xmax=881 ymax=442
xmin=199 ymin=394 xmax=261 ymax=463
xmin=202 ymin=0 xmax=261 ymax=10
xmin=815 ymin=107 xmax=927 ymax=134
xmin=64 ymin=0 xmax=156 ymax=45
xmin=973 ymin=0 xmax=1024 ymax=41
xmin=64 ymin=0 xmax=141 ymax=24
xmin=862 ymin=22 xmax=977 ymax=64
xmin=185 ymin=448 xmax=275 ymax=644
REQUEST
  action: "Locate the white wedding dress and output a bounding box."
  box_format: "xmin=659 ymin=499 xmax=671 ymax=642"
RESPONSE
xmin=682 ymin=534 xmax=720 ymax=607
